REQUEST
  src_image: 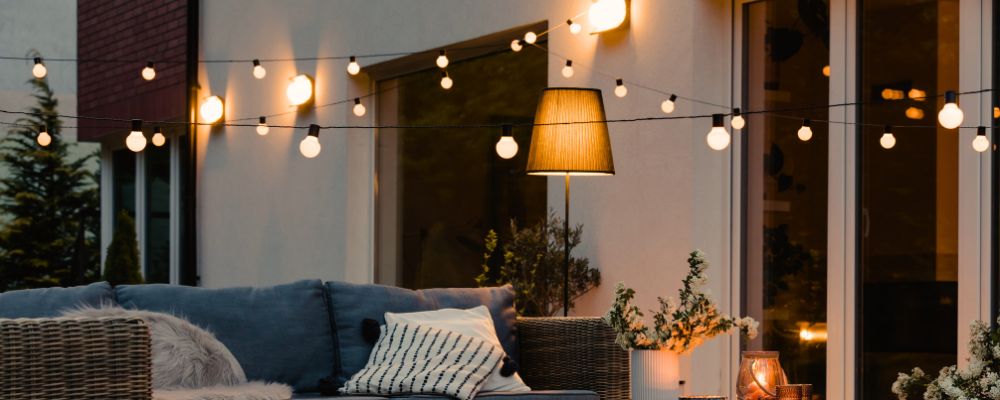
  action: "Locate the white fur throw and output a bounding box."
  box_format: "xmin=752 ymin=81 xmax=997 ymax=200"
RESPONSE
xmin=153 ymin=382 xmax=292 ymax=400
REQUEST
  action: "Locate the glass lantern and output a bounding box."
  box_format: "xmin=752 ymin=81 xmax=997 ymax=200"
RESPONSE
xmin=736 ymin=351 xmax=788 ymax=400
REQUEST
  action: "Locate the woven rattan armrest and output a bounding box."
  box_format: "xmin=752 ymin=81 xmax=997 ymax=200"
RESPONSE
xmin=0 ymin=316 xmax=152 ymax=400
xmin=517 ymin=317 xmax=630 ymax=400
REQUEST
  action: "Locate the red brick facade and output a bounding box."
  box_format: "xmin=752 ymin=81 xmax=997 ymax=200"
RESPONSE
xmin=77 ymin=0 xmax=192 ymax=142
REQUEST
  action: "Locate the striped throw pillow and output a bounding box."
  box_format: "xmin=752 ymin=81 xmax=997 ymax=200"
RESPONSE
xmin=340 ymin=322 xmax=504 ymax=400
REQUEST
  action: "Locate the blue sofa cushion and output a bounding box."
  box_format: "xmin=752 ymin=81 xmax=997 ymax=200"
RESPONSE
xmin=325 ymin=282 xmax=517 ymax=385
xmin=0 ymin=282 xmax=115 ymax=318
xmin=115 ymin=280 xmax=335 ymax=393
xmin=293 ymin=391 xmax=598 ymax=400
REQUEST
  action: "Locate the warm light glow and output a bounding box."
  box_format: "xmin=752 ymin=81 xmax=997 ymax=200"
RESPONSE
xmin=797 ymin=119 xmax=813 ymax=141
xmin=561 ymin=60 xmax=574 ymax=78
xmin=440 ymin=72 xmax=453 ymax=90
xmin=568 ymin=19 xmax=582 ymax=34
xmin=660 ymin=95 xmax=677 ymax=114
xmin=510 ymin=39 xmax=523 ymax=52
xmin=286 ymin=74 xmax=314 ymax=106
xmin=353 ymin=98 xmax=366 ymax=117
xmin=436 ymin=51 xmax=449 ymax=68
xmin=151 ymin=131 xmax=166 ymax=147
xmin=200 ymin=95 xmax=224 ymax=123
xmin=36 ymin=128 xmax=51 ymax=147
xmin=822 ymin=65 xmax=830 ymax=77
xmin=614 ymin=79 xmax=627 ymax=98
xmin=252 ymin=59 xmax=266 ymax=79
xmin=797 ymin=322 xmax=829 ymax=343
xmin=256 ymin=116 xmax=269 ymax=136
xmin=881 ymin=88 xmax=904 ymax=100
xmin=141 ymin=62 xmax=156 ymax=81
xmin=994 ymin=107 xmax=1000 ymax=119
xmin=731 ymin=109 xmax=745 ymax=130
xmin=347 ymin=56 xmax=361 ymax=75
xmin=32 ymin=58 xmax=47 ymax=79
xmin=974 ymin=127 xmax=990 ymax=153
xmin=880 ymin=128 xmax=896 ymax=150
xmin=706 ymin=115 xmax=730 ymax=151
xmin=938 ymin=105 xmax=964 ymax=129
xmin=588 ymin=0 xmax=627 ymax=33
xmin=908 ymin=88 xmax=926 ymax=101
xmin=496 ymin=136 xmax=518 ymax=159
xmin=524 ymin=31 xmax=537 ymax=44
xmin=905 ymin=107 xmax=925 ymax=120
xmin=299 ymin=125 xmax=322 ymax=159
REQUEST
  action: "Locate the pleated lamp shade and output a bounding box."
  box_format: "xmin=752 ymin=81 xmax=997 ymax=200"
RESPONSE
xmin=526 ymin=88 xmax=615 ymax=176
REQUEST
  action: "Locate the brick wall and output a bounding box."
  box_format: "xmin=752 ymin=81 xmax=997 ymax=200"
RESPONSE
xmin=77 ymin=0 xmax=190 ymax=142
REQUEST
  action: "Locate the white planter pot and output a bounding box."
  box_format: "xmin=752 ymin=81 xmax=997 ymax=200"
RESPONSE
xmin=631 ymin=349 xmax=681 ymax=400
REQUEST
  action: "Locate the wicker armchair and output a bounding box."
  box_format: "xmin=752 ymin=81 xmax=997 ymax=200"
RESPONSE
xmin=518 ymin=317 xmax=631 ymax=400
xmin=0 ymin=317 xmax=152 ymax=400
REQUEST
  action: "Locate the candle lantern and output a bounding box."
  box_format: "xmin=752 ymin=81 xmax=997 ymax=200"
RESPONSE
xmin=736 ymin=351 xmax=787 ymax=400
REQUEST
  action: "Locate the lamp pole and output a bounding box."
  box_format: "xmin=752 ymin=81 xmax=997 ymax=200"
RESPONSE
xmin=564 ymin=173 xmax=570 ymax=317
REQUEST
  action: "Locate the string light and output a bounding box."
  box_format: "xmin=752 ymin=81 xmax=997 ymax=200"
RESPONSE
xmin=126 ymin=119 xmax=147 ymax=152
xmin=36 ymin=125 xmax=51 ymax=147
xmin=151 ymin=126 xmax=166 ymax=147
xmin=440 ymin=71 xmax=453 ymax=90
xmin=524 ymin=31 xmax=537 ymax=44
xmin=200 ymin=95 xmax=225 ymax=123
xmin=730 ymin=108 xmax=745 ymax=130
xmin=141 ymin=62 xmax=156 ymax=81
xmin=614 ymin=78 xmax=627 ymax=98
xmin=32 ymin=57 xmax=47 ymax=79
xmin=256 ymin=116 xmax=269 ymax=135
xmin=661 ymin=94 xmax=677 ymax=114
xmin=938 ymin=90 xmax=963 ymax=129
xmin=287 ymin=74 xmax=314 ymax=106
xmin=589 ymin=0 xmax=627 ymax=33
xmin=905 ymin=107 xmax=925 ymax=120
xmin=495 ymin=124 xmax=518 ymax=159
xmin=510 ymin=40 xmax=523 ymax=52
xmin=352 ymin=98 xmax=366 ymax=117
xmin=567 ymin=19 xmax=582 ymax=34
xmin=252 ymin=59 xmax=266 ymax=79
xmin=879 ymin=125 xmax=896 ymax=149
xmin=973 ymin=126 xmax=990 ymax=153
xmin=797 ymin=119 xmax=813 ymax=141
xmin=347 ymin=56 xmax=361 ymax=75
xmin=436 ymin=50 xmax=449 ymax=69
xmin=706 ymin=114 xmax=730 ymax=151
xmin=822 ymin=65 xmax=830 ymax=77
xmin=562 ymin=60 xmax=574 ymax=78
xmin=299 ymin=124 xmax=321 ymax=159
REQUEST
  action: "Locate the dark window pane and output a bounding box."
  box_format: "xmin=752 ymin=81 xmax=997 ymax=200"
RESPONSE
xmin=145 ymin=140 xmax=170 ymax=284
xmin=112 ymin=149 xmax=136 ymax=220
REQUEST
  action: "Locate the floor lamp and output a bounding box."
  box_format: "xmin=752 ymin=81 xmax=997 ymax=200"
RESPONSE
xmin=525 ymin=88 xmax=615 ymax=317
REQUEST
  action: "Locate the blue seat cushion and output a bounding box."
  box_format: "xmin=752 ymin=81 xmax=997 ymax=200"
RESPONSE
xmin=325 ymin=282 xmax=517 ymax=386
xmin=291 ymin=391 xmax=598 ymax=400
xmin=0 ymin=282 xmax=116 ymax=318
xmin=115 ymin=280 xmax=335 ymax=393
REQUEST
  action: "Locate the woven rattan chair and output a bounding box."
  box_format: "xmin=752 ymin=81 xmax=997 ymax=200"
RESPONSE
xmin=0 ymin=317 xmax=152 ymax=400
xmin=518 ymin=317 xmax=631 ymax=400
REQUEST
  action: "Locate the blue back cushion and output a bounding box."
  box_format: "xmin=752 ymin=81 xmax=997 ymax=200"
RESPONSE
xmin=115 ymin=280 xmax=335 ymax=393
xmin=326 ymin=282 xmax=517 ymax=385
xmin=0 ymin=282 xmax=116 ymax=318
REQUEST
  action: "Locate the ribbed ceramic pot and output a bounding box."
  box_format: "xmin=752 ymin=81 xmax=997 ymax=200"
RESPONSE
xmin=631 ymin=349 xmax=681 ymax=400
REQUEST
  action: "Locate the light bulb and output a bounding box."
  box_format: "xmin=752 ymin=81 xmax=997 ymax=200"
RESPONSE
xmin=568 ymin=19 xmax=582 ymax=34
xmin=822 ymin=65 xmax=830 ymax=77
xmin=731 ymin=108 xmax=745 ymax=130
xmin=496 ymin=125 xmax=518 ymax=159
xmin=151 ymin=127 xmax=166 ymax=147
xmin=353 ymin=98 xmax=366 ymax=117
xmin=286 ymin=74 xmax=313 ymax=106
xmin=879 ymin=126 xmax=896 ymax=149
xmin=973 ymin=126 xmax=990 ymax=153
xmin=256 ymin=116 xmax=269 ymax=136
xmin=905 ymin=107 xmax=925 ymax=120
xmin=661 ymin=94 xmax=677 ymax=114
xmin=200 ymin=95 xmax=224 ymax=123
xmin=561 ymin=60 xmax=574 ymax=78
xmin=524 ymin=31 xmax=537 ymax=44
xmin=588 ymin=0 xmax=627 ymax=33
xmin=614 ymin=78 xmax=627 ymax=98
xmin=706 ymin=114 xmax=731 ymax=151
xmin=299 ymin=124 xmax=321 ymax=159
xmin=797 ymin=119 xmax=813 ymax=141
xmin=36 ymin=126 xmax=51 ymax=147
xmin=141 ymin=62 xmax=156 ymax=81
xmin=436 ymin=50 xmax=449 ymax=69
xmin=126 ymin=119 xmax=147 ymax=152
xmin=32 ymin=57 xmax=47 ymax=79
xmin=938 ymin=91 xmax=963 ymax=129
xmin=908 ymin=88 xmax=926 ymax=101
xmin=347 ymin=56 xmax=361 ymax=75
xmin=440 ymin=71 xmax=453 ymax=90
xmin=510 ymin=39 xmax=523 ymax=52
xmin=252 ymin=59 xmax=266 ymax=79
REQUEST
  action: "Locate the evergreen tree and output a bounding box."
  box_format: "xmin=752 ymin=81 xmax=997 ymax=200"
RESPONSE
xmin=102 ymin=210 xmax=143 ymax=286
xmin=0 ymin=76 xmax=100 ymax=291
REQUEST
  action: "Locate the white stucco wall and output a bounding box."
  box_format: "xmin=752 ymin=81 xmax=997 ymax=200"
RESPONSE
xmin=199 ymin=0 xmax=733 ymax=392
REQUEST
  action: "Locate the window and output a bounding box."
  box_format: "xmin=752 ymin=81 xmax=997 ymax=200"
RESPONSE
xmin=144 ymin=136 xmax=171 ymax=284
xmin=743 ymin=1 xmax=829 ymax=397
xmin=376 ymin=33 xmax=547 ymax=288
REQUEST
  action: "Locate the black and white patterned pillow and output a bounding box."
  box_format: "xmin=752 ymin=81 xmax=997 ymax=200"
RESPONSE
xmin=340 ymin=322 xmax=504 ymax=400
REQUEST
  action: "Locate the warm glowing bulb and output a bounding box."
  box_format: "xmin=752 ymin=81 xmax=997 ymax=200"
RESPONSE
xmin=905 ymin=107 xmax=924 ymax=120
xmin=286 ymin=74 xmax=314 ymax=106
xmin=141 ymin=62 xmax=156 ymax=81
xmin=299 ymin=125 xmax=322 ymax=159
xmin=353 ymin=98 xmax=366 ymax=117
xmin=436 ymin=51 xmax=449 ymax=68
xmin=822 ymin=65 xmax=830 ymax=77
xmin=32 ymin=58 xmax=47 ymax=79
xmin=938 ymin=102 xmax=963 ymax=130
xmin=152 ymin=132 xmax=166 ymax=147
xmin=496 ymin=136 xmax=518 ymax=159
xmin=200 ymin=96 xmax=224 ymax=123
xmin=614 ymin=79 xmax=627 ymax=98
xmin=731 ymin=109 xmax=745 ymax=130
xmin=126 ymin=129 xmax=146 ymax=152
xmin=994 ymin=107 xmax=1000 ymax=119
xmin=510 ymin=40 xmax=523 ymax=52
xmin=256 ymin=117 xmax=269 ymax=136
xmin=561 ymin=61 xmax=574 ymax=78
xmin=347 ymin=56 xmax=361 ymax=75
xmin=880 ymin=128 xmax=896 ymax=150
xmin=440 ymin=72 xmax=453 ymax=90
xmin=908 ymin=88 xmax=926 ymax=101
xmin=798 ymin=120 xmax=813 ymax=142
xmin=524 ymin=31 xmax=537 ymax=44
xmin=568 ymin=19 xmax=582 ymax=34
xmin=706 ymin=114 xmax=730 ymax=150
xmin=588 ymin=0 xmax=627 ymax=33
xmin=799 ymin=328 xmax=814 ymax=341
xmin=36 ymin=129 xmax=51 ymax=147
xmin=660 ymin=95 xmax=677 ymax=114
xmin=973 ymin=127 xmax=990 ymax=152
xmin=252 ymin=59 xmax=266 ymax=79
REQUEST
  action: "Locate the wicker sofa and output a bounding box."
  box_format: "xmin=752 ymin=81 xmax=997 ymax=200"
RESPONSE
xmin=0 ymin=281 xmax=629 ymax=400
